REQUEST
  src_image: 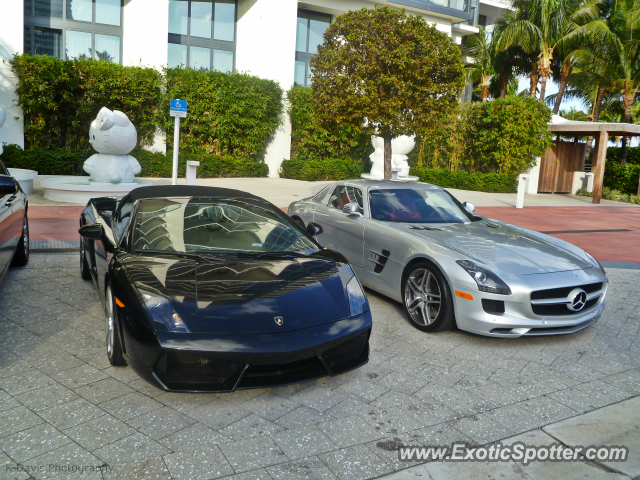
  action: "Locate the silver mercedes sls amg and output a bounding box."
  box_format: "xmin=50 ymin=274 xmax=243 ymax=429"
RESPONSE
xmin=287 ymin=180 xmax=608 ymax=338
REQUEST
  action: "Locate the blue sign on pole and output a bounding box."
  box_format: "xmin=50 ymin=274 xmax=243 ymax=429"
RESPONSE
xmin=170 ymin=99 xmax=188 ymax=118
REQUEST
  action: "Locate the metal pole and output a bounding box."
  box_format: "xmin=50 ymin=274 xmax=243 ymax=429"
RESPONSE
xmin=172 ymin=116 xmax=180 ymax=186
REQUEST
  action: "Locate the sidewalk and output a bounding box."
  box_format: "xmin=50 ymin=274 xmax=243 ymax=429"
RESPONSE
xmin=380 ymin=395 xmax=640 ymax=480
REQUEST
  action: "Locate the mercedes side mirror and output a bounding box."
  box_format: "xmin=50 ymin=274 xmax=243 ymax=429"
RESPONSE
xmin=0 ymin=175 xmax=18 ymax=196
xmin=79 ymin=223 xmax=104 ymax=241
xmin=463 ymin=202 xmax=476 ymax=214
xmin=307 ymin=222 xmax=323 ymax=236
xmin=342 ymin=203 xmax=362 ymax=216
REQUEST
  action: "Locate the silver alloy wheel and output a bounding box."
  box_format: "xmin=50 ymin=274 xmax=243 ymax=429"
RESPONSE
xmin=404 ymin=268 xmax=442 ymax=326
xmin=105 ymin=287 xmax=115 ymax=359
xmin=22 ymin=217 xmax=28 ymax=257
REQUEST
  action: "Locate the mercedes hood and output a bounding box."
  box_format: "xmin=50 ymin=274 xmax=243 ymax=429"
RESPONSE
xmin=123 ymin=254 xmax=354 ymax=334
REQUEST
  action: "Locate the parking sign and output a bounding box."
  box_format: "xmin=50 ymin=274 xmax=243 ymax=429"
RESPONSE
xmin=170 ymin=99 xmax=187 ymax=118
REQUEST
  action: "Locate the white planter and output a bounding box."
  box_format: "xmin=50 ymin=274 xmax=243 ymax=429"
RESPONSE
xmin=8 ymin=168 xmax=38 ymax=195
xmin=39 ymin=177 xmax=151 ymax=204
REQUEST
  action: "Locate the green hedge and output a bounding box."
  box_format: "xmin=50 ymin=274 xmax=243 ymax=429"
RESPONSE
xmin=279 ymin=157 xmax=365 ymax=181
xmin=9 ymin=55 xmax=162 ymax=150
xmin=163 ymin=68 xmax=282 ymax=159
xmin=410 ymin=166 xmax=517 ymax=193
xmin=606 ymin=146 xmax=640 ymax=165
xmin=0 ymin=145 xmax=268 ymax=178
xmin=603 ymin=160 xmax=640 ymax=194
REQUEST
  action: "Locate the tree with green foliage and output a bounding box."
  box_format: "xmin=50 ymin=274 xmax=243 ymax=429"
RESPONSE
xmin=311 ymin=6 xmax=465 ymax=179
xmin=464 ymin=27 xmax=495 ymax=102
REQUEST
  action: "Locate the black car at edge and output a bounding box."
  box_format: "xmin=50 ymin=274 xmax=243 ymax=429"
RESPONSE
xmin=0 ymin=159 xmax=29 ymax=282
xmin=79 ymin=186 xmax=372 ymax=392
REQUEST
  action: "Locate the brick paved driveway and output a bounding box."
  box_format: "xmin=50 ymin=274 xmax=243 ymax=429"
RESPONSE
xmin=1 ymin=254 xmax=639 ymax=480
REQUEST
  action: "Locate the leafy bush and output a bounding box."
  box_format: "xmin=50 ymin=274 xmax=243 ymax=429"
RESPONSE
xmin=410 ymin=166 xmax=517 ymax=193
xmin=287 ymin=86 xmax=370 ymax=162
xmin=279 ymin=157 xmax=365 ymax=181
xmin=9 ymin=55 xmax=162 ymax=150
xmin=603 ymin=160 xmax=640 ymax=194
xmin=576 ymin=186 xmax=640 ymax=205
xmin=0 ymin=145 xmax=268 ymax=178
xmin=163 ymin=68 xmax=283 ymax=159
xmin=606 ymin=146 xmax=640 ymax=165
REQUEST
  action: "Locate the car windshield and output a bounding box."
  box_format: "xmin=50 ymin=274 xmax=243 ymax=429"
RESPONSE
xmin=133 ymin=197 xmax=318 ymax=254
xmin=369 ymin=188 xmax=473 ymax=223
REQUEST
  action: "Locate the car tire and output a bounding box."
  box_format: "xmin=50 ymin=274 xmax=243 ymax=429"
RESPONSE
xmin=80 ymin=240 xmax=92 ymax=280
xmin=11 ymin=215 xmax=29 ymax=267
xmin=105 ymin=284 xmax=126 ymax=366
xmin=402 ymin=261 xmax=455 ymax=332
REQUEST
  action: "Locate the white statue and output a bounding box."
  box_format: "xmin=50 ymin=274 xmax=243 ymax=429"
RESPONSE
xmin=368 ymin=135 xmax=416 ymax=178
xmin=0 ymin=106 xmax=6 ymax=155
xmin=83 ymin=107 xmax=141 ymax=184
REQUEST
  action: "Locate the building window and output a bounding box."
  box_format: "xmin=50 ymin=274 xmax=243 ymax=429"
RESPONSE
xmin=294 ymin=9 xmax=331 ymax=87
xmin=24 ymin=0 xmax=123 ymax=62
xmin=167 ymin=0 xmax=236 ymax=72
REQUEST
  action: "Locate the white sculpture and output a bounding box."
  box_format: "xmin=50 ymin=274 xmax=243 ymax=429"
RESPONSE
xmin=83 ymin=107 xmax=141 ymax=184
xmin=367 ymin=135 xmax=416 ymax=179
xmin=0 ymin=106 xmax=6 ymax=155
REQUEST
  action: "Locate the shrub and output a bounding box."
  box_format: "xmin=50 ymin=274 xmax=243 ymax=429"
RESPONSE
xmin=279 ymin=157 xmax=365 ymax=181
xmin=9 ymin=55 xmax=162 ymax=150
xmin=287 ymin=86 xmax=370 ymax=162
xmin=606 ymin=146 xmax=640 ymax=165
xmin=576 ymin=186 xmax=640 ymax=205
xmin=163 ymin=68 xmax=283 ymax=159
xmin=410 ymin=166 xmax=517 ymax=193
xmin=603 ymin=160 xmax=640 ymax=194
xmin=0 ymin=145 xmax=268 ymax=178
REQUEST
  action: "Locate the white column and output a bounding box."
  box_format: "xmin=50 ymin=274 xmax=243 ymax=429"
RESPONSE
xmin=236 ymin=0 xmax=298 ymax=178
xmin=0 ymin=1 xmax=24 ymax=149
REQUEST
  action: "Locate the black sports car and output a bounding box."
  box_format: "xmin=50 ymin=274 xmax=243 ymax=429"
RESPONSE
xmin=79 ymin=186 xmax=372 ymax=392
xmin=0 ymin=159 xmax=29 ymax=282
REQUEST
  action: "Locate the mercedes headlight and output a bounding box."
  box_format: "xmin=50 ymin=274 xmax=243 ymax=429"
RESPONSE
xmin=346 ymin=276 xmax=369 ymax=316
xmin=456 ymin=260 xmax=511 ymax=295
xmin=585 ymin=252 xmax=606 ymax=275
xmin=139 ymin=290 xmax=191 ymax=333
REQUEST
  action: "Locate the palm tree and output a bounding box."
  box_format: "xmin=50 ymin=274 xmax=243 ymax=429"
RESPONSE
xmin=495 ymin=0 xmax=592 ymax=102
xmin=463 ymin=27 xmax=495 ymax=102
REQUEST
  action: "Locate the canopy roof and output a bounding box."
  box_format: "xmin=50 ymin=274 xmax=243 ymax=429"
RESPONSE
xmin=549 ymin=115 xmax=640 ymax=137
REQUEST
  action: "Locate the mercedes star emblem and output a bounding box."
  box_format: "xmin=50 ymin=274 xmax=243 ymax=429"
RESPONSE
xmin=274 ymin=316 xmax=284 ymax=326
xmin=567 ymin=288 xmax=587 ymax=312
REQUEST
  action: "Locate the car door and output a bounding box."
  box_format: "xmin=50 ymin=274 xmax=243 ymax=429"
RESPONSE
xmin=312 ymin=184 xmax=365 ymax=267
xmin=0 ymin=173 xmax=21 ymax=275
xmin=0 ymin=187 xmax=12 ymax=275
xmin=92 ymin=198 xmax=118 ymax=300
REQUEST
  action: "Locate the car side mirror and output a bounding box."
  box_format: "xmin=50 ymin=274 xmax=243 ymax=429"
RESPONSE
xmin=463 ymin=202 xmax=476 ymax=214
xmin=307 ymin=222 xmax=323 ymax=236
xmin=78 ymin=223 xmax=104 ymax=241
xmin=0 ymin=175 xmax=18 ymax=196
xmin=342 ymin=203 xmax=362 ymax=217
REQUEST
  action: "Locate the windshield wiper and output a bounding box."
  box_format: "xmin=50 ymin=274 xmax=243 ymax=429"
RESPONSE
xmin=192 ymin=249 xmax=310 ymax=259
xmin=135 ymin=249 xmax=228 ymax=262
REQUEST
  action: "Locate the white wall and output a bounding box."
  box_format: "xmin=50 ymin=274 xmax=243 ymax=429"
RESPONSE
xmin=0 ymin=1 xmax=24 ymax=149
xmin=236 ymin=0 xmax=298 ymax=178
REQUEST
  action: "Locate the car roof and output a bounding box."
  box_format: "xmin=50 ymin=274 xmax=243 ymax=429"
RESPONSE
xmin=339 ymin=179 xmax=443 ymax=190
xmin=121 ymin=185 xmax=264 ymax=203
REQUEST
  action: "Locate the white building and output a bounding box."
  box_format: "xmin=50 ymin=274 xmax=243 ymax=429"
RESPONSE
xmin=0 ymin=0 xmax=509 ymax=177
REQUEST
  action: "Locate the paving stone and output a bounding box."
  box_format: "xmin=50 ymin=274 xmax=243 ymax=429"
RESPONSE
xmin=449 ymin=414 xmax=516 ymax=445
xmin=483 ymin=403 xmax=546 ymax=432
xmin=187 ymin=400 xmax=252 ymax=431
xmin=0 ymin=450 xmax=31 ymax=480
xmin=93 ymin=432 xmax=170 ymax=465
xmin=362 ymin=406 xmax=423 ymax=437
xmin=317 ymin=415 xmax=383 ymax=448
xmin=289 ymin=388 xmax=348 ymax=413
xmin=519 ymin=396 xmax=579 ymax=424
xmin=0 ymin=389 xmax=21 ymax=412
xmin=0 ymin=368 xmax=54 ymax=396
xmin=272 ymin=425 xmax=338 ymax=461
xmin=127 ymin=406 xmax=195 ymax=440
xmin=319 ymin=444 xmax=393 ymax=480
xmin=225 ymin=469 xmax=273 ymax=480
xmin=219 ymin=435 xmax=288 ymax=472
xmin=13 ymin=382 xmax=78 ymax=412
xmin=334 ymin=379 xmax=389 ymax=403
xmin=154 ymin=391 xmax=216 ymax=413
xmin=159 ymin=423 xmax=230 ymax=452
xmin=101 ymin=456 xmax=172 ymax=480
xmin=275 ymin=406 xmax=336 ymax=429
xmin=219 ymin=413 xmax=285 ymax=440
xmin=74 ymin=377 xmax=134 ymax=405
xmin=2 ymin=424 xmax=71 ymax=462
xmin=424 ymin=459 xmax=530 ymax=480
xmin=99 ymin=392 xmax=163 ymax=421
xmin=163 ymin=446 xmax=234 ymax=480
xmin=0 ymin=405 xmax=44 ymax=439
xmin=52 ymin=364 xmax=108 ymax=389
xmin=64 ymin=414 xmax=135 ymax=452
xmin=237 ymin=391 xmax=301 ymax=421
xmin=267 ymin=456 xmax=338 ymax=480
xmin=22 ymin=441 xmax=104 ymax=480
xmin=547 ymin=388 xmax=609 ymax=413
xmin=38 ymin=398 xmax=105 ymax=430
xmin=102 ymin=366 xmax=142 ymax=384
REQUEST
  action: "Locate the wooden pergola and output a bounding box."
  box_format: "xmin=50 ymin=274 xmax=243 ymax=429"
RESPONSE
xmin=548 ymin=116 xmax=640 ymax=204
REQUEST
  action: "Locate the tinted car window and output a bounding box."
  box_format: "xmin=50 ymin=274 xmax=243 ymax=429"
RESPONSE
xmin=369 ymin=189 xmax=472 ymax=223
xmin=133 ymin=197 xmax=318 ymax=254
xmin=327 ymin=185 xmax=363 ymax=213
